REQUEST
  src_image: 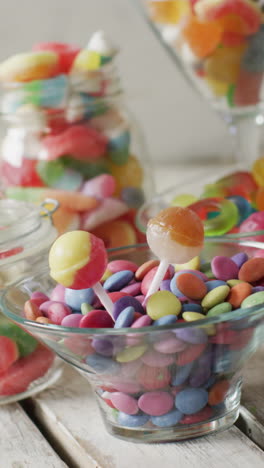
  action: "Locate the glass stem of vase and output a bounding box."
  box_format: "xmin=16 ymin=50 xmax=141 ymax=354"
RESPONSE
xmin=224 ymin=113 xmax=264 ymax=169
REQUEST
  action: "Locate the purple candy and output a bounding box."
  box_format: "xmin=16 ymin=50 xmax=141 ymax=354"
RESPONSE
xmin=160 ymin=279 xmax=171 ymax=292
xmin=211 ymin=256 xmax=239 ymax=281
xmin=252 ymin=286 xmax=264 ymax=293
xmin=174 ymin=327 xmax=208 ymax=344
xmin=231 ymin=252 xmax=248 ymax=268
xmin=121 ymin=282 xmax=142 ymax=296
xmin=40 ymin=300 xmax=70 ymax=314
xmin=61 ymin=313 xmax=83 ymax=327
xmin=92 ymin=338 xmax=114 ymax=356
xmin=113 ymin=296 xmax=144 ymax=320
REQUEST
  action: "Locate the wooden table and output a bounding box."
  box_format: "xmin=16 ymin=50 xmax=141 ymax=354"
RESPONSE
xmin=1 ymin=165 xmax=264 ymax=468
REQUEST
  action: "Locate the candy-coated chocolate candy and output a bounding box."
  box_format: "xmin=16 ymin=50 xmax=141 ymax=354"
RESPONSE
xmin=116 ymin=345 xmax=147 ymax=363
xmin=146 ymin=291 xmax=181 ymax=320
xmin=241 ymin=291 xmax=264 ymax=308
xmin=65 ymin=287 xmax=95 ymax=310
xmin=151 ymin=409 xmax=183 ymax=427
xmin=141 ymin=349 xmax=175 ymax=368
xmin=147 ymin=206 xmax=204 ymax=264
xmin=154 ymin=332 xmax=186 ymax=354
xmin=114 ymin=307 xmax=135 ymax=329
xmin=121 ymin=282 xmax=142 ymax=296
xmin=113 ymin=296 xmax=144 ymax=319
xmin=175 ymin=387 xmax=208 ymax=415
xmin=49 ymin=231 xmax=107 ymax=290
xmin=110 ymin=392 xmax=138 ymax=415
xmin=103 ymin=270 xmax=134 ymax=292
xmin=141 ymin=266 xmax=171 ymax=296
xmin=180 ymin=406 xmax=213 ymax=425
xmin=108 ymin=260 xmax=138 ymax=274
xmin=131 ymin=315 xmax=152 ymax=328
xmin=61 ymin=313 xmax=83 ymax=327
xmin=172 ymin=361 xmax=194 ymax=386
xmin=176 ymin=272 xmax=207 ymax=300
xmin=182 ymin=303 xmax=203 ymax=313
xmin=92 ymin=338 xmax=114 ymax=357
xmin=138 ymin=391 xmax=174 ymax=416
xmin=137 ymin=365 xmax=171 ymax=390
xmin=182 ymin=311 xmax=206 ymax=322
xmin=86 ymin=354 xmax=120 ymax=374
xmin=232 ymin=252 xmax=249 ymax=267
xmin=239 ymin=257 xmax=264 ymax=282
xmin=176 ymin=343 xmax=207 ymax=366
xmin=228 ymin=283 xmax=252 ymax=308
xmin=46 ymin=302 xmax=71 ymax=325
xmin=201 ymin=285 xmax=230 ymax=309
xmin=153 ymin=315 xmax=177 ymax=326
xmin=204 ymin=280 xmax=227 ymax=292
xmin=135 ymin=259 xmax=160 ymax=280
xmin=24 ymin=300 xmax=43 ymax=321
xmin=81 ymin=303 xmax=94 ymax=315
xmin=80 ymin=310 xmax=114 ymax=328
xmin=208 ymin=380 xmax=230 ymax=406
xmin=211 ymin=256 xmax=239 ymax=281
xmin=207 ymin=302 xmax=232 ymax=317
xmin=117 ymin=411 xmax=149 ymax=428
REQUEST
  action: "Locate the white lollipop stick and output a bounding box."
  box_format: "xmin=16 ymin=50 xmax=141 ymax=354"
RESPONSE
xmin=93 ymin=282 xmax=115 ymax=321
xmin=145 ymin=259 xmax=169 ymax=301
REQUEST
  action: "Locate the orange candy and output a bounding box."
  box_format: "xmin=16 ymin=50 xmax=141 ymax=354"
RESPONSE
xmin=91 ymin=219 xmax=137 ymax=249
xmin=208 ymin=380 xmax=230 ymax=406
xmin=227 ymin=282 xmax=252 ymax=308
xmin=182 ymin=16 xmax=223 ymax=58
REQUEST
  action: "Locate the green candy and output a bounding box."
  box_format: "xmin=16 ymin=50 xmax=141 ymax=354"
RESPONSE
xmin=81 ymin=303 xmax=93 ymax=315
xmin=199 ymin=262 xmax=214 ymax=279
xmin=227 ymin=279 xmax=244 ymax=287
xmin=61 ymin=156 xmax=109 ymax=179
xmin=241 ymin=291 xmax=264 ymax=308
xmin=207 ymin=302 xmax=232 ymax=317
xmin=202 ymin=285 xmax=230 ymax=310
xmin=0 ymin=320 xmax=37 ymax=357
xmin=5 ymin=187 xmax=45 ymax=203
xmin=36 ymin=160 xmax=65 ymax=185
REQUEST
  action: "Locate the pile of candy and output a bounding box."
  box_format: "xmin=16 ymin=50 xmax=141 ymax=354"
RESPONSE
xmin=20 ymin=207 xmax=264 ymax=429
xmin=146 ymin=0 xmax=264 ymax=108
xmin=0 ymin=319 xmax=54 ymax=396
xmin=139 ymin=166 xmax=264 ymax=239
xmin=0 ymin=31 xmax=148 ymax=247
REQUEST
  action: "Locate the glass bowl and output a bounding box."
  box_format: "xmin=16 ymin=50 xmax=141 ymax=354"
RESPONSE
xmin=136 ymin=178 xmax=264 ymax=240
xmin=1 ymin=241 xmax=264 ymax=442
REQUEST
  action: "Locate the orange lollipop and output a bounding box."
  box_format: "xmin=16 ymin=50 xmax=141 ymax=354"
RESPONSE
xmin=146 ymin=207 xmax=204 ymax=298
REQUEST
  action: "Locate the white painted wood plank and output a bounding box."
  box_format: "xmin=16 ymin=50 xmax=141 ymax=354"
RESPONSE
xmin=30 ymin=365 xmax=264 ymax=468
xmin=0 ymin=403 xmax=67 ymax=468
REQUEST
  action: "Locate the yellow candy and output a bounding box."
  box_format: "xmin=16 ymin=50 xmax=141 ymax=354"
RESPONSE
xmin=101 ymin=269 xmax=112 ymax=282
xmin=182 ymin=311 xmax=215 ymax=335
xmin=116 ymin=345 xmax=147 ymax=363
xmin=175 ymin=255 xmax=200 ymax=272
xmin=49 ymin=231 xmax=91 ymax=287
xmin=0 ymin=51 xmax=58 ymax=82
xmin=72 ymin=50 xmax=101 ymax=72
xmin=148 ymin=0 xmax=190 ymax=24
xmin=146 ymin=291 xmax=181 ymax=320
xmin=107 ymin=155 xmax=143 ymax=196
xmin=252 ymin=157 xmax=264 ymax=187
xmin=205 ymin=45 xmax=246 ymax=84
xmin=226 ymin=279 xmax=245 ymax=287
xmin=170 ymin=193 xmax=198 ymax=207
xmin=205 ymin=76 xmax=229 ymax=97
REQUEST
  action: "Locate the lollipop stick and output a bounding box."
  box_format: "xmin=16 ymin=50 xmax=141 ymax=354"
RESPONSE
xmin=145 ymin=259 xmax=169 ymax=300
xmin=93 ymin=282 xmax=115 ymax=321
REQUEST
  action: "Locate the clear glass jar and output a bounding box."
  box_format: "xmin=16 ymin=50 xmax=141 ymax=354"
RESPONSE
xmin=0 ymin=198 xmax=62 ymax=404
xmin=0 ymin=62 xmax=154 ymax=247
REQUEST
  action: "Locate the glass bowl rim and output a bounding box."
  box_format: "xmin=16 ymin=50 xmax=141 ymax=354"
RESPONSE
xmin=1 ymin=241 xmax=264 ymax=336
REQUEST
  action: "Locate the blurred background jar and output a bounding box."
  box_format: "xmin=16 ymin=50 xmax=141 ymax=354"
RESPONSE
xmin=0 ymin=35 xmax=154 ymax=248
xmin=0 ymin=198 xmax=62 ymax=404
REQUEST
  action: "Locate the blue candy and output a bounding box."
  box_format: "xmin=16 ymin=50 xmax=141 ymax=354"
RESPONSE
xmin=113 ymin=296 xmax=144 ymax=319
xmin=40 ymin=74 xmax=68 ymax=108
xmin=154 ymin=315 xmax=178 ymax=326
xmin=172 ymin=362 xmax=193 ymax=386
xmin=86 ymin=354 xmax=120 ymax=374
xmin=175 ymin=388 xmax=208 ymax=415
xmin=91 ymin=338 xmax=114 ymax=357
xmin=65 ymin=287 xmax=95 ymax=310
xmin=227 ymin=196 xmax=254 ymax=225
xmin=103 ymin=270 xmax=134 ymax=292
xmin=117 ymin=411 xmax=150 ymax=428
xmin=204 ymin=280 xmax=226 ymax=292
xmin=114 ymin=306 xmax=135 ymax=328
xmin=182 ymin=303 xmax=203 ymax=313
xmin=151 ymin=409 xmax=183 ymax=427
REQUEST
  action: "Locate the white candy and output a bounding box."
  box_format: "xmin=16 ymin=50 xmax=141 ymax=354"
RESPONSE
xmin=87 ymin=30 xmax=119 ymax=58
xmin=66 ymin=94 xmax=85 ymax=123
xmin=2 ymin=128 xmax=43 ymax=167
